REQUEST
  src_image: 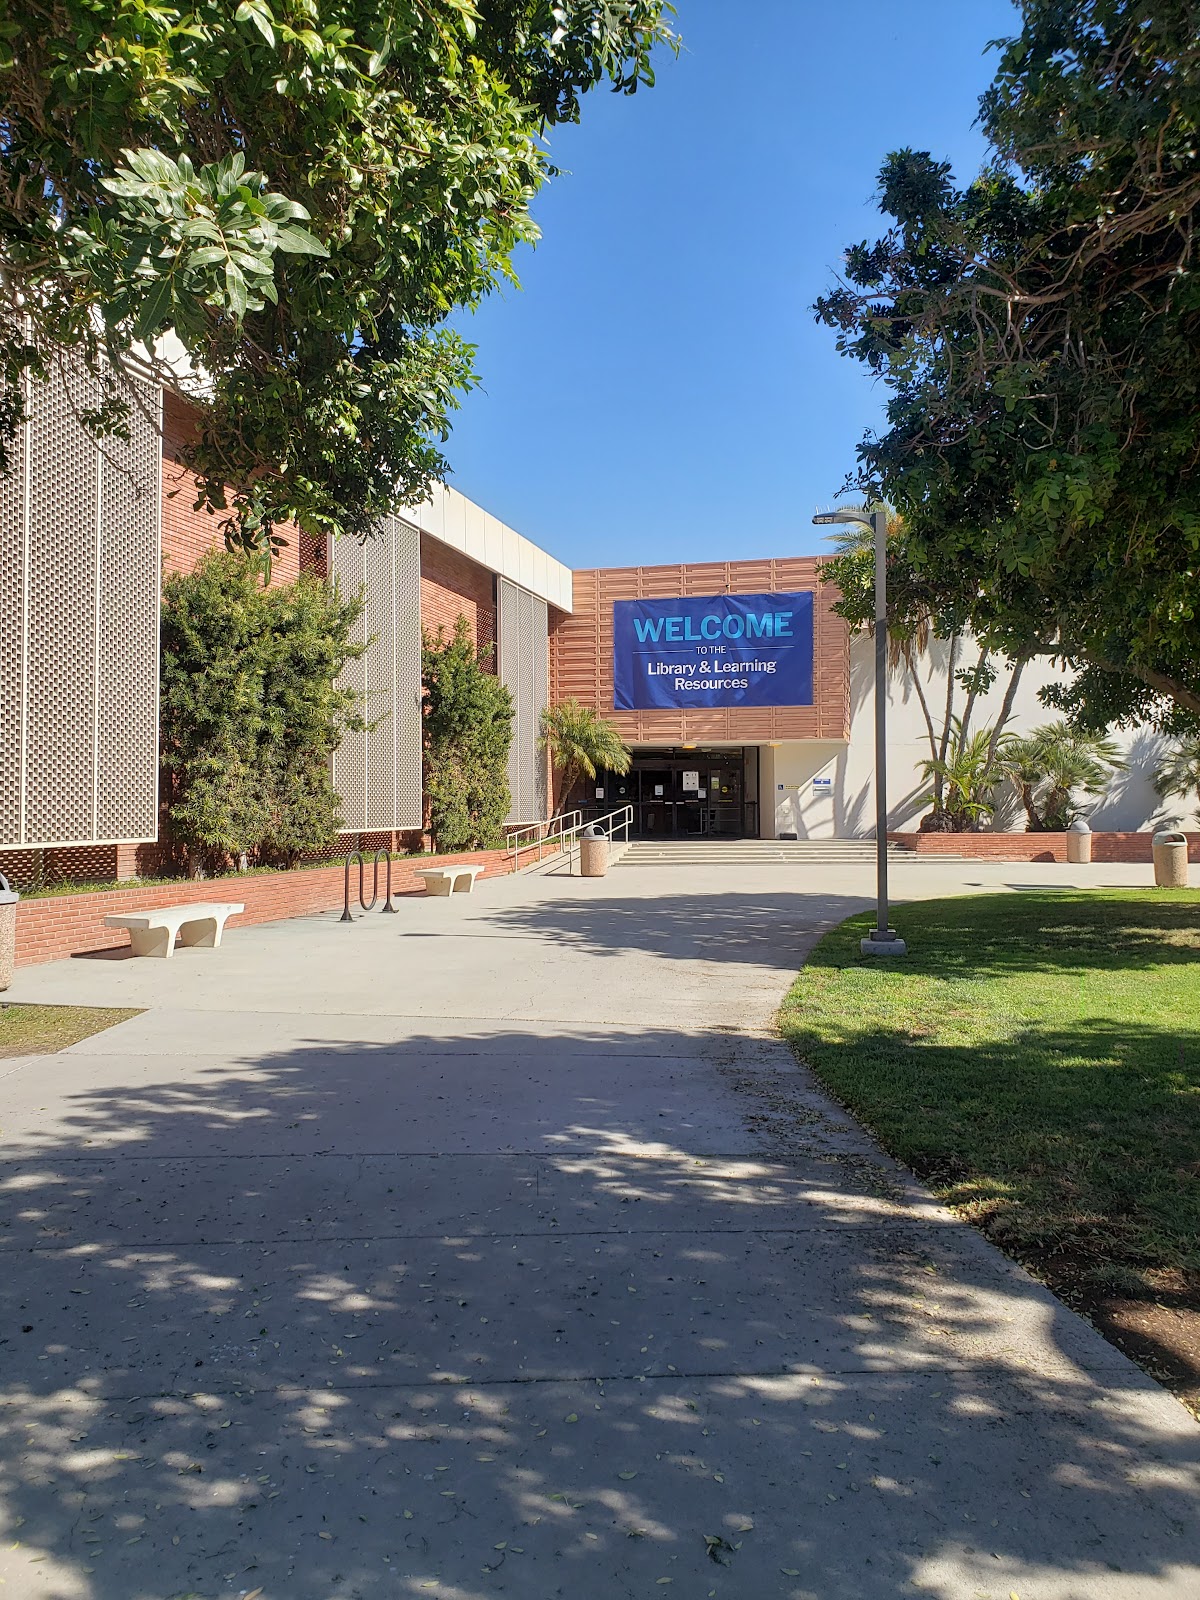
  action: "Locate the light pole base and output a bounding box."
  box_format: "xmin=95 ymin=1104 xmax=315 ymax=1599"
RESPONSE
xmin=861 ymin=930 xmax=907 ymax=957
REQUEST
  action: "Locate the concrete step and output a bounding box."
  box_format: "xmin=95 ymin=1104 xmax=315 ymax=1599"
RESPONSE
xmin=616 ymin=840 xmax=904 ymax=866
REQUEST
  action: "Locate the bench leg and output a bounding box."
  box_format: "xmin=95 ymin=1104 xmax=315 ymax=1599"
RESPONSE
xmin=128 ymin=926 xmax=174 ymax=959
xmin=425 ymin=877 xmax=454 ymax=897
xmin=451 ymin=875 xmax=474 ymax=893
xmin=178 ymin=915 xmax=222 ymax=948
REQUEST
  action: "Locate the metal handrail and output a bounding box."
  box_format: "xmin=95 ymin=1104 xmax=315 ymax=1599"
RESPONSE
xmin=581 ymin=804 xmax=634 ymax=861
xmin=518 ymin=804 xmax=634 ymax=874
xmin=506 ymin=809 xmax=582 ymax=870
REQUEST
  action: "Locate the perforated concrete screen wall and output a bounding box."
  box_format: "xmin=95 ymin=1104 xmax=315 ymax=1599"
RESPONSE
xmin=498 ymin=577 xmax=549 ymax=825
xmin=1 ymin=362 xmax=161 ymax=849
xmin=330 ymin=517 xmax=423 ymax=833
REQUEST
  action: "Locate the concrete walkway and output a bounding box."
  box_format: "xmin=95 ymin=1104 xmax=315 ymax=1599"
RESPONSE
xmin=1 ymin=858 xmax=1198 ymax=1599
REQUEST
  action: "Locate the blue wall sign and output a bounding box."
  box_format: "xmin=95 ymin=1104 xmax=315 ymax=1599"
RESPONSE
xmin=613 ymin=591 xmax=815 ymax=711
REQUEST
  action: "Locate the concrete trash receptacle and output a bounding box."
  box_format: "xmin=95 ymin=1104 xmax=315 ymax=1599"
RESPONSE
xmin=579 ymin=824 xmax=609 ymax=878
xmin=0 ymin=872 xmax=18 ymax=992
xmin=1152 ymin=830 xmax=1189 ymax=887
xmin=1066 ymin=818 xmax=1092 ymax=864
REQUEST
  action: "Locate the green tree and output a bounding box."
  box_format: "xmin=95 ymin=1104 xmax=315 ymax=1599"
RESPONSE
xmin=815 ymin=1 xmax=1200 ymax=733
xmin=539 ymin=697 xmax=631 ymax=815
xmin=0 ymin=1 xmax=676 ymax=557
xmin=421 ymin=617 xmax=513 ymax=852
xmin=1153 ymin=737 xmax=1200 ymax=818
xmin=160 ymin=551 xmax=365 ymax=871
xmin=998 ymin=721 xmax=1124 ymax=831
xmin=819 ymin=509 xmax=1032 ymax=825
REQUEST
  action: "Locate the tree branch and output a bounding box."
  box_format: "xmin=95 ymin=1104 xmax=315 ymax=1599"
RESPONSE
xmin=1082 ymin=652 xmax=1200 ymax=719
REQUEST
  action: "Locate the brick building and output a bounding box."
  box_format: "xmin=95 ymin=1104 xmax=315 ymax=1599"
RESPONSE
xmin=1 ymin=362 xmax=1185 ymax=888
xmin=1 ymin=363 xmax=569 ymax=888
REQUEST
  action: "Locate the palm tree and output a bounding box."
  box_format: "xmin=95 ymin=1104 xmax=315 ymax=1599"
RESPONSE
xmin=1153 ymin=736 xmax=1200 ymax=815
xmin=539 ymin=699 xmax=632 ymax=816
xmin=918 ymin=722 xmax=1007 ymax=831
xmin=998 ymin=722 xmax=1125 ymax=831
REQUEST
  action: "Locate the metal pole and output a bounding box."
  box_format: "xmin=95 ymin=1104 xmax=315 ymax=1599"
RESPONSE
xmin=873 ymin=507 xmax=889 ymax=940
xmin=861 ymin=507 xmax=905 ymax=955
xmin=811 ymin=501 xmax=904 ymax=955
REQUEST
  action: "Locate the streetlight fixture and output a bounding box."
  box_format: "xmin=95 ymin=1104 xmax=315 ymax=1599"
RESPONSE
xmin=813 ymin=505 xmax=907 ymax=957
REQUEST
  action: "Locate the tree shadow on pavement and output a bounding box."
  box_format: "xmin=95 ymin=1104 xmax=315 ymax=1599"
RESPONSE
xmin=0 ymin=1027 xmax=1197 ymax=1599
xmin=475 ymin=890 xmax=871 ymax=967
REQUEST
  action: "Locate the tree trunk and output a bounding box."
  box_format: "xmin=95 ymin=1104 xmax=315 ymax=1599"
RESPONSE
xmin=552 ymin=757 xmax=580 ymax=820
xmin=904 ymin=641 xmax=941 ymax=770
xmin=1021 ymin=782 xmax=1041 ymax=830
xmin=1082 ymin=651 xmax=1200 ymax=719
xmin=983 ymin=653 xmax=1030 ymax=774
xmin=957 ymin=649 xmax=989 ymax=753
xmin=935 ymin=632 xmax=961 ymax=808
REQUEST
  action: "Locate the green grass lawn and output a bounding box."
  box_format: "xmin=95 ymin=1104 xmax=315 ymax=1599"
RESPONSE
xmin=0 ymin=1002 xmax=141 ymax=1058
xmin=778 ymin=890 xmax=1200 ymax=1298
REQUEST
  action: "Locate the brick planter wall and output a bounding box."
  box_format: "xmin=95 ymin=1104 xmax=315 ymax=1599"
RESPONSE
xmin=12 ymin=845 xmax=539 ymax=968
xmin=888 ymin=831 xmax=1200 ymax=863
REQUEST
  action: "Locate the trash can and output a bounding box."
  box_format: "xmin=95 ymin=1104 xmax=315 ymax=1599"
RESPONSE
xmin=579 ymin=823 xmax=609 ymax=878
xmin=0 ymin=872 xmax=18 ymax=993
xmin=1152 ymin=829 xmax=1189 ymax=888
xmin=1066 ymin=817 xmax=1092 ymax=864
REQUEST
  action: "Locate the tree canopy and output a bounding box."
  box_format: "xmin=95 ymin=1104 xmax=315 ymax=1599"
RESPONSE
xmin=815 ymin=0 xmax=1200 ymax=733
xmin=1 ymin=0 xmax=675 ymax=556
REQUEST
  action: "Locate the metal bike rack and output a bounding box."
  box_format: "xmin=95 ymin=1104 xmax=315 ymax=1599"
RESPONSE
xmin=341 ymin=850 xmax=396 ymax=922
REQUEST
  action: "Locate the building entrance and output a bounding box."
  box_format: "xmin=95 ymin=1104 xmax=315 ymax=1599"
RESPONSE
xmin=589 ymin=748 xmax=759 ymax=839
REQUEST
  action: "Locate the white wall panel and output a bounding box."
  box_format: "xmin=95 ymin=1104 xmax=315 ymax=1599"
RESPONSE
xmin=403 ymin=481 xmax=572 ymax=614
xmin=330 ymin=518 xmax=423 ymax=833
xmin=1 ymin=362 xmax=160 ymax=849
xmin=498 ymin=578 xmax=549 ymax=824
xmin=840 ymin=636 xmax=1178 ymax=837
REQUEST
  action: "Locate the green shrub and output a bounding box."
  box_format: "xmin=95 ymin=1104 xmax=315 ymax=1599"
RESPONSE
xmin=160 ymin=552 xmax=366 ymax=872
xmin=422 ymin=618 xmax=514 ymax=853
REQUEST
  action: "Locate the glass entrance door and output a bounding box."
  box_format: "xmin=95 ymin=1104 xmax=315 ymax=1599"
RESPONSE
xmin=706 ymin=761 xmax=744 ymax=837
xmin=637 ymin=766 xmax=672 ymax=838
xmin=589 ymin=750 xmax=756 ymax=838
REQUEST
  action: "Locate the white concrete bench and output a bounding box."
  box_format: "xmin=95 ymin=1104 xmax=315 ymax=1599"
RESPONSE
xmin=104 ymin=902 xmax=245 ymax=959
xmin=414 ymin=866 xmax=483 ymax=897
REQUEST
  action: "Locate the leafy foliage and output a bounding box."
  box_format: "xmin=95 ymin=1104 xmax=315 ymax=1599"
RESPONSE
xmin=1153 ymin=736 xmax=1200 ymax=817
xmin=998 ymin=721 xmax=1124 ymax=831
xmin=0 ymin=0 xmax=676 ymax=556
xmin=421 ymin=617 xmax=513 ymax=852
xmin=160 ymin=551 xmax=366 ymax=870
xmin=815 ymin=1 xmax=1200 ymax=732
xmin=917 ymin=721 xmax=1003 ymax=833
xmin=77 ymin=149 xmax=329 ymax=343
xmin=539 ymin=697 xmax=631 ymax=814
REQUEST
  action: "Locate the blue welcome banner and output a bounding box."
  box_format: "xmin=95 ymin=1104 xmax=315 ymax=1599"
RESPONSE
xmin=613 ymin=591 xmax=815 ymax=711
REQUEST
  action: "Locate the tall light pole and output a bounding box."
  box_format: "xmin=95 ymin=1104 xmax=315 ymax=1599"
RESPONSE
xmin=813 ymin=506 xmax=907 ymax=957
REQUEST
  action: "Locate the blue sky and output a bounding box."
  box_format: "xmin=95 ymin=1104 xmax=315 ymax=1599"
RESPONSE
xmin=445 ymin=0 xmax=1019 ymax=570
